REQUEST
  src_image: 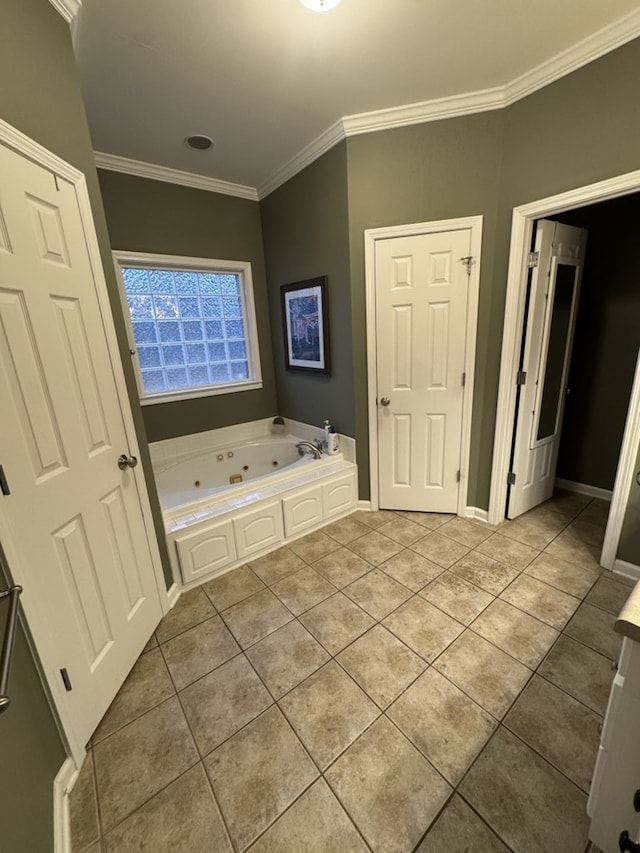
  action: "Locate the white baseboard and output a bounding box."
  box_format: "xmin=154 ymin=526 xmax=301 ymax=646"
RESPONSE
xmin=166 ymin=582 xmax=181 ymax=610
xmin=613 ymin=559 xmax=640 ymax=582
xmin=464 ymin=506 xmax=489 ymax=523
xmin=555 ymin=478 xmax=613 ymax=501
xmin=53 ymin=758 xmax=77 ymax=853
xmin=357 ymin=499 xmax=372 ymax=511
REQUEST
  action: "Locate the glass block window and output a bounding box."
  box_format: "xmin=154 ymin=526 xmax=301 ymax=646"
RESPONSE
xmin=116 ymin=254 xmax=262 ymax=403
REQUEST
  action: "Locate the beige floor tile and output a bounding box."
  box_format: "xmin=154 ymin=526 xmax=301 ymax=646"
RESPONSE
xmin=601 ymin=569 xmax=636 ymax=589
xmin=585 ymin=575 xmax=631 ymax=615
xmin=161 ymin=615 xmax=240 ymax=691
xmin=411 ymin=531 xmax=470 ymax=568
xmin=205 ymin=706 xmax=318 ymax=851
xmin=102 ymin=764 xmax=232 ymax=853
xmin=249 ymin=546 xmax=307 ymax=585
xmin=476 ymin=532 xmax=538 ymax=570
xmin=542 ymin=489 xmax=591 ymax=519
xmin=388 ymin=668 xmax=496 ymax=784
xmin=288 ymin=530 xmax=341 ymax=563
xmin=179 ymin=655 xmax=272 ymax=756
xmin=246 ymin=620 xmax=330 ymax=699
xmin=221 ymin=587 xmax=293 ymax=648
xmin=155 ymin=587 xmax=216 ymax=643
xmin=271 ymin=565 xmax=336 ymax=615
xmin=396 ymin=511 xmax=454 ymax=529
xmin=438 ymin=517 xmax=493 ymax=547
xmin=142 ymin=633 xmax=158 ymax=653
xmin=337 ymin=625 xmax=426 ymax=709
xmin=312 ymin=546 xmax=374 ymax=588
xmin=347 ymin=530 xmax=404 ymax=566
xmin=325 ymin=716 xmax=451 ymax=853
xmin=539 ymin=635 xmax=615 ymax=715
xmin=564 ymin=601 xmax=621 ymax=661
xmin=499 ymin=506 xmax=568 ymax=550
xmin=279 ymin=661 xmax=379 ymax=769
xmin=576 ymin=499 xmax=611 ymax=529
xmin=500 ymin=573 xmax=580 ymax=629
xmin=69 ymin=750 xmax=99 ymax=853
xmin=248 ymin=778 xmax=368 ymax=853
xmin=460 ymin=727 xmax=589 ymax=853
xmin=471 ymin=599 xmax=558 ymax=668
xmin=420 ymin=571 xmax=494 ymax=625
xmin=93 ymin=648 xmax=175 ymax=743
xmin=418 ymin=794 xmax=509 ymax=852
xmin=378 ymin=549 xmax=445 ymax=591
xmin=343 ymin=569 xmax=413 ymax=620
xmin=504 ymin=675 xmax=602 ymax=792
xmin=299 ymin=593 xmax=376 ymax=655
xmin=525 ymin=551 xmax=600 ymax=598
xmin=376 ymin=515 xmax=426 ymax=546
xmin=203 ymin=565 xmax=265 ymax=611
xmin=544 ymin=529 xmax=601 ymax=569
xmin=451 ymin=550 xmax=519 ymax=595
xmin=566 ymin=518 xmax=606 ymax=548
xmin=353 ymin=509 xmax=399 ymax=528
xmin=434 ymin=630 xmax=531 ymax=719
xmin=383 ymin=596 xmax=464 ymax=662
xmin=323 ymin=514 xmax=371 ymax=544
xmin=94 ymin=697 xmax=199 ymax=831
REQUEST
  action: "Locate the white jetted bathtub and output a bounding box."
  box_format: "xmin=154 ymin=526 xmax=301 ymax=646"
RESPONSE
xmin=151 ymin=427 xmax=357 ymax=587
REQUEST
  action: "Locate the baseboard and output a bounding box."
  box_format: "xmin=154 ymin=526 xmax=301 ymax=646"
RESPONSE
xmin=464 ymin=506 xmax=489 ymax=522
xmin=555 ymin=478 xmax=613 ymax=501
xmin=357 ymin=499 xmax=372 ymax=511
xmin=166 ymin=582 xmax=181 ymax=610
xmin=53 ymin=758 xmax=77 ymax=853
xmin=613 ymin=559 xmax=640 ymax=582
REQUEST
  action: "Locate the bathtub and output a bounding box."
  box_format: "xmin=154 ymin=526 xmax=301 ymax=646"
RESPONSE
xmin=151 ymin=425 xmax=358 ymax=587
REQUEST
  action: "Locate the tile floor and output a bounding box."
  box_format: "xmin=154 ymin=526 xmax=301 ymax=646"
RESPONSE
xmin=69 ymin=491 xmax=632 ymax=852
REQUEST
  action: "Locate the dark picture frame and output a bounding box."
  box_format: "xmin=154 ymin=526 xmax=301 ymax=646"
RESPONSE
xmin=280 ymin=276 xmax=331 ymax=375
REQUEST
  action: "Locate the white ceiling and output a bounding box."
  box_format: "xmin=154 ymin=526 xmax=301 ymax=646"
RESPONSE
xmin=73 ymin=0 xmax=640 ymax=197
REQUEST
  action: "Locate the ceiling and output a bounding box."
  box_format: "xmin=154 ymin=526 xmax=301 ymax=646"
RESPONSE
xmin=73 ymin=0 xmax=640 ymax=197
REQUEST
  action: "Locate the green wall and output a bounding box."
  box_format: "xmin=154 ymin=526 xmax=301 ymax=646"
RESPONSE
xmin=98 ymin=170 xmax=277 ymax=440
xmin=260 ymin=142 xmax=352 ymax=437
xmin=555 ymin=195 xmax=640 ymax=490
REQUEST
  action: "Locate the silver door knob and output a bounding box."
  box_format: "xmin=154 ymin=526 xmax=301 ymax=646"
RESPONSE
xmin=380 ymin=397 xmax=391 ymax=407
xmin=118 ymin=454 xmax=138 ymax=470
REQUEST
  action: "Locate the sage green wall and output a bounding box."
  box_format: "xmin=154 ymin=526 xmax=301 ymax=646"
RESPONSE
xmin=98 ymin=170 xmax=277 ymax=440
xmin=345 ymin=113 xmax=504 ymax=499
xmin=555 ymin=196 xmax=640 ymax=490
xmin=260 ymin=142 xmax=353 ymax=436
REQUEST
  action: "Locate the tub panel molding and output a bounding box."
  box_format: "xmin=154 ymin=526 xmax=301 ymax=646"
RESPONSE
xmin=283 ymin=486 xmax=323 ymax=538
xmin=233 ymin=501 xmax=284 ymax=559
xmin=175 ymin=519 xmax=237 ymax=583
xmin=323 ymin=472 xmax=357 ymax=519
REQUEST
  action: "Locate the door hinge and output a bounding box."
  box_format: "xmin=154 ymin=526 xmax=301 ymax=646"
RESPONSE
xmin=53 ymin=173 xmax=60 ymax=191
xmin=0 ymin=465 xmax=10 ymax=496
xmin=60 ymin=668 xmax=73 ymax=691
xmin=456 ymin=470 xmax=461 ymax=483
xmin=516 ymin=371 xmax=527 ymax=386
xmin=528 ymin=252 xmax=539 ymax=268
xmin=459 ymin=256 xmax=475 ymax=276
xmin=462 ymin=372 xmax=466 ymax=387
xmin=507 ymin=472 xmax=516 ymax=486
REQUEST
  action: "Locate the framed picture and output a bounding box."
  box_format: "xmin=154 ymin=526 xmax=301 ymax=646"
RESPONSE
xmin=281 ymin=276 xmax=330 ymax=375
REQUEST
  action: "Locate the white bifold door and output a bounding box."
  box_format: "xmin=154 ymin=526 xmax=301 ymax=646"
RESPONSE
xmin=507 ymin=219 xmax=587 ymax=519
xmin=0 ymin=141 xmax=163 ymax=752
xmin=375 ymin=228 xmax=473 ymax=513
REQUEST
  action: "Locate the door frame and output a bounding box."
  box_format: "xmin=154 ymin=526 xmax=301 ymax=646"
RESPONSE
xmin=488 ymin=169 xmax=640 ymax=570
xmin=0 ymin=118 xmax=169 ymax=764
xmin=364 ymin=216 xmax=483 ymax=516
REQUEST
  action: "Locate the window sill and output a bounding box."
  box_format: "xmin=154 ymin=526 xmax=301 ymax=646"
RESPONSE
xmin=139 ymin=380 xmax=263 ymax=406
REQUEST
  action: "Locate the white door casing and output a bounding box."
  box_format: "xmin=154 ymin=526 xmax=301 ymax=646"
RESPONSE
xmin=0 ymin=120 xmax=166 ymax=763
xmin=365 ymin=217 xmax=482 ymax=516
xmin=507 ymin=220 xmax=587 ymax=519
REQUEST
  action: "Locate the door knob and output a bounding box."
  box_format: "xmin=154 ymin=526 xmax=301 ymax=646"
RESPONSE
xmin=380 ymin=397 xmax=391 ymax=407
xmin=118 ymin=454 xmax=138 ymax=471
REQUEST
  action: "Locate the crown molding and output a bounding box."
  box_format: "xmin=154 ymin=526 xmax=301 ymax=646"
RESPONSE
xmin=48 ymin=0 xmax=82 ymax=24
xmin=93 ymin=152 xmax=259 ymax=201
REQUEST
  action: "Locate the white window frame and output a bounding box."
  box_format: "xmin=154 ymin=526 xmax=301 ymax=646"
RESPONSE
xmin=113 ymin=251 xmax=263 ymax=405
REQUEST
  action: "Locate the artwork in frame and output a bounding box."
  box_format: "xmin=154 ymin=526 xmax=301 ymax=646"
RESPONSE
xmin=281 ymin=276 xmax=330 ymax=375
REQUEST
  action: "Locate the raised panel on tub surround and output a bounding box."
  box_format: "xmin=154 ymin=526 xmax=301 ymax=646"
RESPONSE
xmin=233 ymin=500 xmax=284 ymax=559
xmin=322 ymin=471 xmax=357 ymax=519
xmin=282 ymin=485 xmax=323 ymax=538
xmin=175 ymin=518 xmax=237 ymax=584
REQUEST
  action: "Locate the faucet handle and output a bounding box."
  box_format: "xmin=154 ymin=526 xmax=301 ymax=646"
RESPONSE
xmin=314 ymin=438 xmax=324 ymax=451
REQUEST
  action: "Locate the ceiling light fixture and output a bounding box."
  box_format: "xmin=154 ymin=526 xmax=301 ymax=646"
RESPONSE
xmin=185 ymin=134 xmax=214 ymax=151
xmin=299 ymin=0 xmax=343 ymax=11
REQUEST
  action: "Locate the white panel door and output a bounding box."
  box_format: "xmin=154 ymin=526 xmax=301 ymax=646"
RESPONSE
xmin=507 ymin=220 xmax=587 ymax=519
xmin=376 ymin=230 xmax=471 ymax=512
xmin=0 ymin=143 xmax=162 ymax=747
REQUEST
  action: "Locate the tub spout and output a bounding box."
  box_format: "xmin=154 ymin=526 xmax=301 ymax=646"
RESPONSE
xmin=295 ymin=441 xmax=322 ymax=460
